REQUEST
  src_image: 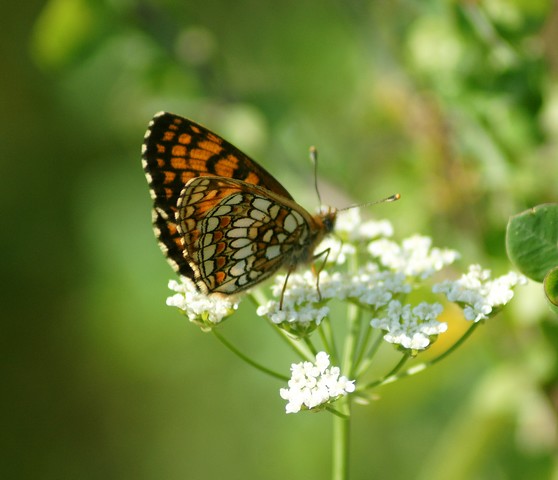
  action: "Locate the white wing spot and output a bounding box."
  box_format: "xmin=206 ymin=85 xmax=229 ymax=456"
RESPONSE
xmin=182 ymin=205 xmax=195 ymax=218
xmin=201 ymin=233 xmax=214 ymax=247
xmin=231 ymin=238 xmax=252 ymax=248
xmin=249 ymin=270 xmax=262 ymax=279
xmin=227 ymin=228 xmax=247 ymax=238
xmin=233 ymin=245 xmax=255 ymax=260
xmin=292 ymin=210 xmax=305 ymax=225
xmin=250 ymin=209 xmax=268 ymax=222
xmin=212 ymin=205 xmax=232 ymax=216
xmin=202 ymin=244 xmax=216 ymax=259
xmin=202 ymin=259 xmax=215 ymax=275
xmin=269 ymin=204 xmax=280 ymax=219
xmin=230 ymin=260 xmax=247 ymax=277
xmin=205 ymin=216 xmax=220 ymax=232
xmin=233 ymin=217 xmax=256 ymax=228
xmin=262 ymin=229 xmax=273 ymax=243
xmin=266 ymin=245 xmax=281 ymax=260
xmin=224 ymin=194 xmax=244 ymax=205
xmin=216 ymin=282 xmax=238 ymax=294
xmin=253 ymin=197 xmax=272 ymax=212
xmin=192 ymin=178 xmax=210 ymax=188
xmin=185 ymin=191 xmax=205 ymax=205
xmin=284 ymin=213 xmax=298 ymax=232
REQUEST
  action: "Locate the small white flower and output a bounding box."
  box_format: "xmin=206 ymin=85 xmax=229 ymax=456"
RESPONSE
xmin=167 ymin=277 xmax=238 ymax=328
xmin=371 ymin=300 xmax=447 ymax=352
xmin=315 ymin=236 xmax=356 ymax=265
xmin=347 ymin=266 xmax=411 ymax=308
xmin=280 ymin=352 xmax=356 ymax=413
xmin=432 ymin=265 xmax=527 ymax=322
xmin=334 ymin=209 xmax=394 ymax=242
xmin=257 ymin=271 xmax=350 ymax=335
xmin=368 ymin=235 xmax=459 ymax=279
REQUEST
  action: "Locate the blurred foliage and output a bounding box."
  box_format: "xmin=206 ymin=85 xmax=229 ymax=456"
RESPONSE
xmin=3 ymin=0 xmax=558 ymax=479
xmin=507 ymin=203 xmax=558 ymax=283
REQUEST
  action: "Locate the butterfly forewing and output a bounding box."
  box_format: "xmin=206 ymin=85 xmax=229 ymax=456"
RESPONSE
xmin=176 ymin=176 xmax=316 ymax=294
xmin=142 ymin=112 xmax=294 ymax=278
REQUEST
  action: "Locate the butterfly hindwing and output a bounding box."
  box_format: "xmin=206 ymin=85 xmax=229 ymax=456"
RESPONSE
xmin=176 ymin=176 xmax=314 ymax=294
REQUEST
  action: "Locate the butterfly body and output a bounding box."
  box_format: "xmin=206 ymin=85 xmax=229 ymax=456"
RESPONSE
xmin=142 ymin=112 xmax=336 ymax=296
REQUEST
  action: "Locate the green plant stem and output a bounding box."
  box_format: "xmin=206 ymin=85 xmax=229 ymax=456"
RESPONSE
xmin=342 ymin=301 xmax=361 ymax=377
xmin=330 ymin=296 xmax=361 ymax=480
xmin=354 ymin=329 xmax=383 ymax=377
xmin=320 ymin=316 xmax=339 ymax=364
xmin=363 ymin=353 xmax=410 ymax=389
xmin=428 ymin=321 xmax=480 ymax=366
xmin=211 ymin=328 xmax=288 ymax=381
xmin=272 ymin=324 xmax=315 ymax=361
xmin=364 ymin=322 xmax=481 ymax=389
xmin=331 ymin=394 xmax=351 ymax=480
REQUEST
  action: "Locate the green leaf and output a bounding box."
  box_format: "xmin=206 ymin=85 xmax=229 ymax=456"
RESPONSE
xmin=506 ymin=203 xmax=558 ymax=282
xmin=544 ymin=267 xmax=558 ymax=313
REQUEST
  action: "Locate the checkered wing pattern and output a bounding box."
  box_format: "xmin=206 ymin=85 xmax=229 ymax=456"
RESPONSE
xmin=176 ymin=177 xmax=318 ymax=294
xmin=142 ymin=112 xmax=293 ymax=278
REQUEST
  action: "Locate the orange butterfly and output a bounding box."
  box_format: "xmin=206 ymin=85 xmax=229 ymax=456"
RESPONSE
xmin=142 ymin=112 xmax=336 ymax=296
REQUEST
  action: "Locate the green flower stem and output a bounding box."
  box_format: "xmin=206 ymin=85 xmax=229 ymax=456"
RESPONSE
xmin=272 ymin=324 xmax=315 ymax=361
xmin=331 ymin=394 xmax=351 ymax=480
xmin=355 ymin=331 xmax=384 ymax=377
xmin=320 ymin=316 xmax=339 ymax=364
xmin=355 ymin=325 xmax=382 ymax=378
xmin=342 ymin=301 xmax=362 ymax=378
xmin=363 ymin=352 xmax=411 ymax=390
xmin=364 ymin=322 xmax=480 ymax=389
xmin=330 ymin=297 xmax=361 ymax=480
xmin=427 ymin=321 xmax=480 ymax=366
xmin=211 ymin=328 xmax=288 ymax=381
xmin=303 ymin=336 xmax=318 ymax=356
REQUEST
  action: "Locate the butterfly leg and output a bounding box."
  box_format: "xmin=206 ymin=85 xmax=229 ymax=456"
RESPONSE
xmin=311 ymin=247 xmax=331 ymax=302
xmin=279 ymin=269 xmax=293 ymax=310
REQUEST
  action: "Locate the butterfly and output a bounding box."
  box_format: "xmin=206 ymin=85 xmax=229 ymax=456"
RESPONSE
xmin=142 ymin=112 xmax=337 ymax=298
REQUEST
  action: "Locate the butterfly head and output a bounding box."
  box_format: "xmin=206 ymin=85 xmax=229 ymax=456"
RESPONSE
xmin=317 ymin=206 xmax=337 ymax=235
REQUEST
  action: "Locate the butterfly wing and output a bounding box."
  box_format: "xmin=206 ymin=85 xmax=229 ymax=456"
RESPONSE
xmin=142 ymin=112 xmax=294 ymax=278
xmin=176 ymin=176 xmax=314 ymax=294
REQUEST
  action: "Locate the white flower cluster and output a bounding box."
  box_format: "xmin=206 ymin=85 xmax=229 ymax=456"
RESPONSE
xmin=316 ymin=210 xmax=395 ymax=266
xmin=335 ymin=209 xmax=394 ymax=241
xmin=256 ymin=270 xmax=341 ymax=335
xmin=257 ymin=211 xmax=525 ymax=353
xmin=167 ymin=277 xmax=238 ymax=328
xmin=433 ymin=265 xmax=527 ymax=322
xmin=368 ymin=235 xmax=459 ymax=279
xmin=280 ymin=352 xmax=356 ymax=413
xmin=371 ymin=300 xmax=447 ymax=351
xmin=258 ymin=214 xmax=455 ymax=341
xmin=257 ymin=266 xmax=419 ymax=338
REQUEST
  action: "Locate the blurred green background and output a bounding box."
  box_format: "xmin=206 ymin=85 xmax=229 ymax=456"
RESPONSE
xmin=3 ymin=0 xmax=558 ymax=479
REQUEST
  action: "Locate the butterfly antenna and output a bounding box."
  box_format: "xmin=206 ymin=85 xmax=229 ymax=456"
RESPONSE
xmin=338 ymin=193 xmax=401 ymax=212
xmin=309 ymin=146 xmax=323 ymax=207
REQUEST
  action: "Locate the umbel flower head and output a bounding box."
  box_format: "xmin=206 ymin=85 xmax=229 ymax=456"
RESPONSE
xmin=165 ymin=210 xmax=526 ymax=413
xmin=280 ymin=352 xmax=356 ymax=414
xmin=167 ymin=278 xmax=239 ymax=330
xmin=255 ymin=211 xmax=526 ymax=362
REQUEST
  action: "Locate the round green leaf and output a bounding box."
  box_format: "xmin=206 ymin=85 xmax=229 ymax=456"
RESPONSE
xmin=506 ymin=203 xmax=558 ymax=282
xmin=544 ymin=267 xmax=558 ymax=313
